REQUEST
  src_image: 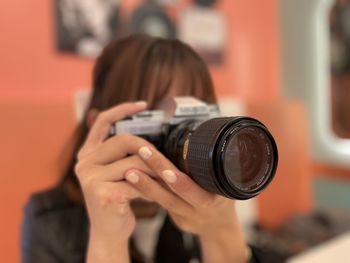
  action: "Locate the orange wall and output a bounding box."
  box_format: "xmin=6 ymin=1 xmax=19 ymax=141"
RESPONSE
xmin=0 ymin=0 xmax=280 ymax=261
xmin=0 ymin=0 xmax=280 ymax=101
xmin=0 ymin=1 xmax=93 ymax=102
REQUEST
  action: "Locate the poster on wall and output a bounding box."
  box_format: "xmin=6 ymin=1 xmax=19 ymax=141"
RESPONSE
xmin=129 ymin=2 xmax=176 ymax=39
xmin=178 ymin=6 xmax=227 ymax=65
xmin=54 ymin=0 xmax=227 ymax=65
xmin=55 ymin=0 xmax=121 ymax=58
xmin=154 ymin=0 xmax=177 ymax=5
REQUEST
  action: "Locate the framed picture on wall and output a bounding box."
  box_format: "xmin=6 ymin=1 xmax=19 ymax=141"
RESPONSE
xmin=54 ymin=0 xmax=227 ymax=65
xmin=54 ymin=0 xmax=121 ymax=58
xmin=178 ymin=6 xmax=227 ymax=65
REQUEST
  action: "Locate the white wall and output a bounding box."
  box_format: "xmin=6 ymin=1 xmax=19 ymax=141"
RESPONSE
xmin=280 ymin=0 xmax=350 ymax=169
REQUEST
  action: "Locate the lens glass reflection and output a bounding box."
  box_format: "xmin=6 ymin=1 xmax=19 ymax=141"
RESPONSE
xmin=223 ymin=126 xmax=272 ymax=190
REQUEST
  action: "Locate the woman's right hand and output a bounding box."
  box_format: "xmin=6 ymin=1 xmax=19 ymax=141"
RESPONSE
xmin=74 ymin=102 xmax=151 ymax=261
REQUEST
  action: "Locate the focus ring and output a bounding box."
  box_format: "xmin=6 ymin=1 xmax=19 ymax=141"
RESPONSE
xmin=187 ymin=117 xmax=231 ymax=195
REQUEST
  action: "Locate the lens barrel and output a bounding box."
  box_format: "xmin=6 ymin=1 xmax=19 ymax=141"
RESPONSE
xmin=164 ymin=117 xmax=278 ymax=200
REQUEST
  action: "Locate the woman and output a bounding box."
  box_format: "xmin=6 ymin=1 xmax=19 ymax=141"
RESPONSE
xmin=22 ymin=34 xmax=280 ymax=263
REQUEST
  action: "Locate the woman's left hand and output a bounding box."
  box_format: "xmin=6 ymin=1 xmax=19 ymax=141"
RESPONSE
xmin=123 ymin=142 xmax=248 ymax=263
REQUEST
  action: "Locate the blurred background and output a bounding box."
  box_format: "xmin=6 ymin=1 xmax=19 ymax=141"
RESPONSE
xmin=1 ymin=0 xmax=350 ymax=262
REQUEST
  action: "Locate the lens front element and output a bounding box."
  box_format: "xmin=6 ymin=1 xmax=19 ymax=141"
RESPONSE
xmin=222 ymin=126 xmax=274 ymax=193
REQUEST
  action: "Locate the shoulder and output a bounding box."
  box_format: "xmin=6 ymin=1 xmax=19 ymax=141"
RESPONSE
xmin=24 ymin=184 xmax=89 ymax=228
xmin=25 ymin=186 xmax=71 ymax=216
xmin=24 ymin=185 xmax=80 ymax=233
xmin=24 ymin=184 xmax=88 ymax=237
xmin=22 ymin=185 xmax=88 ymax=260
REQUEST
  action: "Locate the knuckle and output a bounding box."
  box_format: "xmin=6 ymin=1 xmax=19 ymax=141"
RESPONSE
xmin=96 ymin=111 xmax=110 ymax=125
xmin=97 ymin=185 xmax=117 ymax=201
xmin=115 ymin=188 xmax=128 ymax=204
xmin=177 ymin=177 xmax=192 ymax=193
xmin=77 ymin=146 xmax=89 ymax=161
xmin=199 ymin=201 xmax=210 ymax=209
xmin=129 ymin=134 xmax=148 ymax=146
xmin=99 ymin=185 xmax=130 ymax=207
xmin=136 ymin=136 xmax=149 ymax=145
xmin=172 ymin=216 xmax=194 ymax=233
xmin=76 ymin=149 xmax=84 ymax=161
xmin=200 ymin=202 xmax=209 ymax=210
xmin=79 ymin=173 xmax=96 ymax=189
xmin=180 ymin=222 xmax=192 ymax=233
xmin=95 ymin=187 xmax=110 ymax=206
xmin=151 ymin=157 xmax=164 ymax=171
xmin=182 ymin=182 xmax=193 ymax=193
xmin=75 ymin=164 xmax=101 ymax=190
xmin=114 ymin=184 xmax=126 ymax=195
xmin=200 ymin=196 xmax=218 ymax=209
xmin=120 ymin=102 xmax=133 ymax=110
xmin=74 ymin=158 xmax=94 ymax=177
xmin=199 ymin=199 xmax=211 ymax=209
xmin=196 ymin=217 xmax=204 ymax=226
xmin=116 ymin=133 xmax=133 ymax=143
xmin=117 ymin=203 xmax=130 ymax=215
xmin=164 ymin=197 xmax=177 ymax=209
xmin=173 ymin=216 xmax=184 ymax=228
xmin=137 ymin=178 xmax=150 ymax=192
xmin=74 ymin=160 xmax=86 ymax=178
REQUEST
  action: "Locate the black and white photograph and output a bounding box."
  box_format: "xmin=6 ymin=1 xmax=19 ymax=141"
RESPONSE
xmin=55 ymin=0 xmax=121 ymax=57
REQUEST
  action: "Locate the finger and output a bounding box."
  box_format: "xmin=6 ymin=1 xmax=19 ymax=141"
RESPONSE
xmin=99 ymin=181 xmax=150 ymax=215
xmin=98 ymin=155 xmax=156 ymax=182
xmin=86 ymin=181 xmax=142 ymax=208
xmin=85 ymin=134 xmax=153 ymax=165
xmin=125 ymin=169 xmax=193 ymax=215
xmin=109 ymin=181 xmax=142 ymax=203
xmin=136 ymin=146 xmax=216 ymax=208
xmin=78 ymin=101 xmax=147 ymax=159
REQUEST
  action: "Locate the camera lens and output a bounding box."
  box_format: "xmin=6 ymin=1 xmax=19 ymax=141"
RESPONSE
xmin=164 ymin=117 xmax=278 ymax=200
xmin=218 ymin=123 xmax=276 ymax=199
xmin=222 ymin=126 xmax=271 ymax=190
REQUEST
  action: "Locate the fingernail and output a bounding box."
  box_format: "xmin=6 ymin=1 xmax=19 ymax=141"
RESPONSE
xmin=135 ymin=101 xmax=147 ymax=107
xmin=138 ymin=146 xmax=152 ymax=160
xmin=162 ymin=170 xmax=177 ymax=183
xmin=126 ymin=172 xmax=139 ymax=184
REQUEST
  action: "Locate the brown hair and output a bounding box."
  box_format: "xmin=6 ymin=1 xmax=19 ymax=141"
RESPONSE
xmin=61 ymin=34 xmax=217 ymax=200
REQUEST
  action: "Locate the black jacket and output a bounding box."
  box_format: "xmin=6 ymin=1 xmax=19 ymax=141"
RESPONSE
xmin=21 ymin=186 xmax=282 ymax=263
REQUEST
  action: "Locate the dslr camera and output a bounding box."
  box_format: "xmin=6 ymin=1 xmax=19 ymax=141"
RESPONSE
xmin=110 ymin=97 xmax=278 ymax=200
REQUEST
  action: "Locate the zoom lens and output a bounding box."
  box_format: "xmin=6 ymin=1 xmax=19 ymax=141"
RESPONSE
xmin=164 ymin=117 xmax=278 ymax=200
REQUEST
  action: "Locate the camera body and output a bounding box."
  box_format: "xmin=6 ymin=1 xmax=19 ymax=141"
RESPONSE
xmin=110 ymin=97 xmax=219 ymax=144
xmin=110 ymin=97 xmax=278 ymax=200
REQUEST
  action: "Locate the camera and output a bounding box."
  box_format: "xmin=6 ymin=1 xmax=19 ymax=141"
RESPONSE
xmin=110 ymin=97 xmax=278 ymax=200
